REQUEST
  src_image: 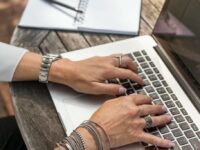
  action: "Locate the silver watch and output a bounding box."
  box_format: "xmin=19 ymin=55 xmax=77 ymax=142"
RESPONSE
xmin=39 ymin=54 xmax=61 ymax=83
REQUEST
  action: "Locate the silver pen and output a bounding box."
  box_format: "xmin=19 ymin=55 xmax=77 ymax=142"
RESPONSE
xmin=43 ymin=0 xmax=83 ymax=13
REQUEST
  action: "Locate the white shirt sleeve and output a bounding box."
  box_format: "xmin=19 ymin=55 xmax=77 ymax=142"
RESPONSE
xmin=0 ymin=42 xmax=27 ymax=81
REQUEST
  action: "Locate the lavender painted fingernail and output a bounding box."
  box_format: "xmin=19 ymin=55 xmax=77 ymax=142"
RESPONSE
xmin=119 ymin=87 xmax=126 ymax=94
xmin=168 ymin=141 xmax=175 ymax=147
xmin=167 ymin=114 xmax=173 ymax=120
xmin=162 ymin=106 xmax=167 ymax=112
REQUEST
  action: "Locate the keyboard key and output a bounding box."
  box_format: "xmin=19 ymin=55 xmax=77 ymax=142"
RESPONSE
xmin=157 ymin=74 xmax=164 ymax=80
xmin=156 ymin=87 xmax=166 ymax=94
xmin=152 ymin=132 xmax=161 ymax=138
xmin=108 ymin=79 xmax=119 ymax=84
xmin=119 ymin=79 xmax=128 ymax=83
xmin=162 ymin=81 xmax=168 ymax=87
xmin=141 ymin=50 xmax=147 ymax=55
xmin=149 ymin=93 xmax=159 ymax=100
xmin=153 ymin=100 xmax=164 ymax=105
xmin=196 ymin=132 xmax=200 ymax=138
xmin=126 ymin=89 xmax=135 ymax=95
xmin=145 ymin=56 xmax=151 ymax=61
xmin=152 ymin=81 xmax=162 ymax=87
xmin=148 ymin=75 xmax=157 ymax=81
xmin=133 ymin=51 xmax=142 ymax=57
xmin=168 ymin=121 xmax=178 ymax=129
xmin=190 ymin=138 xmax=200 ymax=149
xmin=172 ymin=128 xmax=183 ymax=137
xmin=177 ymin=136 xmax=188 ymax=145
xmin=122 ymin=82 xmax=132 ymax=89
xmin=182 ymin=145 xmax=193 ymax=150
xmin=137 ymin=57 xmax=145 ymax=63
xmin=133 ymin=84 xmax=142 ymax=90
xmin=147 ymin=127 xmax=157 ymax=133
xmin=171 ymin=94 xmax=178 ymax=100
xmin=140 ymin=73 xmax=146 ymax=79
xmin=180 ymin=108 xmax=188 ymax=116
xmin=141 ymin=63 xmax=149 ymax=69
xmin=159 ymin=126 xmax=169 ymax=134
xmin=153 ymin=68 xmax=159 ymax=74
xmin=174 ymin=115 xmax=185 ymax=123
xmin=166 ymin=87 xmax=173 ymax=94
xmin=170 ymin=142 xmax=181 ymax=150
xmin=184 ymin=130 xmax=195 ymax=138
xmin=163 ymin=133 xmax=174 ymax=141
xmin=179 ymin=122 xmax=190 ymax=130
xmin=165 ymin=101 xmax=175 ymax=108
xmin=175 ymin=101 xmax=183 ymax=108
xmin=149 ymin=62 xmax=155 ymax=67
xmin=191 ymin=123 xmax=199 ymax=131
xmin=144 ymin=69 xmax=153 ymax=75
xmin=125 ymin=53 xmax=134 ymax=60
xmin=145 ymin=86 xmax=155 ymax=93
xmin=161 ymin=94 xmax=170 ymax=101
xmin=185 ymin=116 xmax=193 ymax=123
xmin=144 ymin=80 xmax=150 ymax=86
xmin=170 ymin=108 xmax=180 ymax=115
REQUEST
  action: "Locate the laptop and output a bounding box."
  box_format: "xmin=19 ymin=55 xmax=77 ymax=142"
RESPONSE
xmin=48 ymin=0 xmax=200 ymax=149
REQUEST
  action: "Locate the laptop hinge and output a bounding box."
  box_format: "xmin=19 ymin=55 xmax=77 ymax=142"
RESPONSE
xmin=152 ymin=37 xmax=200 ymax=113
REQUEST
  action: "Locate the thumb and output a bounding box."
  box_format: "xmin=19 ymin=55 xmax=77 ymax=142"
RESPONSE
xmin=93 ymin=82 xmax=127 ymax=95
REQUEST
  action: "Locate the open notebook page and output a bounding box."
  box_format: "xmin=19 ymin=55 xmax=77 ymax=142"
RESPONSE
xmin=19 ymin=0 xmax=80 ymax=30
xmin=78 ymin=0 xmax=141 ymax=35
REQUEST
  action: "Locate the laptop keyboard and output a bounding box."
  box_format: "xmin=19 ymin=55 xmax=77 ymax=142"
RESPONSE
xmin=108 ymin=50 xmax=200 ymax=150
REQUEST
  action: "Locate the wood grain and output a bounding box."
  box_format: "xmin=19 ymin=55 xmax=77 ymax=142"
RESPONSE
xmin=10 ymin=1 xmax=165 ymax=149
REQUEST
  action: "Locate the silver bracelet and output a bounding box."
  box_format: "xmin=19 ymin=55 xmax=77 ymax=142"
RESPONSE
xmin=39 ymin=54 xmax=61 ymax=83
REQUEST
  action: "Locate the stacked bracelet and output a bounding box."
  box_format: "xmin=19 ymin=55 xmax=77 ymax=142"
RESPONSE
xmin=57 ymin=120 xmax=110 ymax=150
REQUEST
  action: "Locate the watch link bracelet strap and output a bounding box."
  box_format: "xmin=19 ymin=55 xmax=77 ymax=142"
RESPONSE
xmin=39 ymin=54 xmax=61 ymax=83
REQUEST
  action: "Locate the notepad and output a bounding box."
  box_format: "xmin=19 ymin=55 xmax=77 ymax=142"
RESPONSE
xmin=19 ymin=0 xmax=141 ymax=35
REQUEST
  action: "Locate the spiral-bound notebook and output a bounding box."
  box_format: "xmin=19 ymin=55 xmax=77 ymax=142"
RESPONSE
xmin=19 ymin=0 xmax=141 ymax=35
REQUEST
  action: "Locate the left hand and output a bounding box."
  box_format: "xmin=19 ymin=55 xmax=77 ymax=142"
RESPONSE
xmin=49 ymin=54 xmax=143 ymax=95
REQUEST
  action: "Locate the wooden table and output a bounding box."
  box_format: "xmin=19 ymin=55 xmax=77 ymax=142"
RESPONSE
xmin=10 ymin=0 xmax=165 ymax=149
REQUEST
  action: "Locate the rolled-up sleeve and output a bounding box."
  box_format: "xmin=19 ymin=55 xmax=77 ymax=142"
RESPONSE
xmin=0 ymin=42 xmax=27 ymax=81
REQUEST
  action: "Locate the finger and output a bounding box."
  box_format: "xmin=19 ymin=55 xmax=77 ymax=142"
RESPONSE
xmin=113 ymin=68 xmax=144 ymax=85
xmin=138 ymin=105 xmax=167 ymax=116
xmin=129 ymin=94 xmax=151 ymax=105
xmin=140 ymin=132 xmax=175 ymax=148
xmin=140 ymin=114 xmax=172 ymax=128
xmin=92 ymin=82 xmax=127 ymax=95
xmin=121 ymin=56 xmax=138 ymax=73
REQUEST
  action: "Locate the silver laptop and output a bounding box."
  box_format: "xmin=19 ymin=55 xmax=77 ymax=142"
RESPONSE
xmin=48 ymin=0 xmax=200 ymax=149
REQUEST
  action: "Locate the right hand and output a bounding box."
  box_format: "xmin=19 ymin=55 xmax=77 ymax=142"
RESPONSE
xmin=90 ymin=94 xmax=174 ymax=148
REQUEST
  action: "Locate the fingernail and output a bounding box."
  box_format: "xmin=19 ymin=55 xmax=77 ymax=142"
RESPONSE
xmin=168 ymin=141 xmax=175 ymax=147
xmin=162 ymin=106 xmax=167 ymax=112
xmin=166 ymin=114 xmax=173 ymax=120
xmin=119 ymin=87 xmax=126 ymax=94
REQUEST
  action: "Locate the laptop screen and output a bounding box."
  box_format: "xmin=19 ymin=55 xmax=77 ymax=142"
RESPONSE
xmin=153 ymin=0 xmax=200 ymax=108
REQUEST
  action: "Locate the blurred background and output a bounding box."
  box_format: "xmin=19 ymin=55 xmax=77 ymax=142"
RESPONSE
xmin=0 ymin=0 xmax=27 ymax=117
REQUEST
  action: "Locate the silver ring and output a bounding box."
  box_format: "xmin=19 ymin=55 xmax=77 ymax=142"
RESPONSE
xmin=115 ymin=55 xmax=123 ymax=67
xmin=144 ymin=115 xmax=153 ymax=129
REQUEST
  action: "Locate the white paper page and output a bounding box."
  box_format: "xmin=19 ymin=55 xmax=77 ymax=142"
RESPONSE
xmin=78 ymin=0 xmax=141 ymax=35
xmin=19 ymin=0 xmax=80 ymax=30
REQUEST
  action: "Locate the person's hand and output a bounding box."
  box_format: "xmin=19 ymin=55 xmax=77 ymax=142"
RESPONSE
xmin=90 ymin=94 xmax=174 ymax=148
xmin=49 ymin=55 xmax=143 ymax=95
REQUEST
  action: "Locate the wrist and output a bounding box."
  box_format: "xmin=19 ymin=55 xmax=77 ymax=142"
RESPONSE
xmin=48 ymin=58 xmax=72 ymax=85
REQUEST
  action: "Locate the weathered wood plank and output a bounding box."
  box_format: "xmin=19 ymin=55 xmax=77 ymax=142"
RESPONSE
xmin=149 ymin=0 xmax=166 ymax=11
xmin=141 ymin=0 xmax=162 ymax=28
xmin=11 ymin=82 xmax=65 ymax=150
xmin=57 ymin=32 xmax=89 ymax=51
xmin=139 ymin=19 xmax=153 ymax=36
xmin=83 ymin=33 xmax=111 ymax=46
xmin=11 ymin=28 xmax=49 ymax=47
xmin=39 ymin=31 xmax=66 ymax=54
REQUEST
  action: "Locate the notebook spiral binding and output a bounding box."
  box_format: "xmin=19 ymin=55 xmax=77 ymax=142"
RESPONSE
xmin=74 ymin=0 xmax=89 ymax=24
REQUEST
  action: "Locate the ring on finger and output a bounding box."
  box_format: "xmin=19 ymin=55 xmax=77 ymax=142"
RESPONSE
xmin=115 ymin=55 xmax=123 ymax=67
xmin=144 ymin=115 xmax=153 ymax=129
